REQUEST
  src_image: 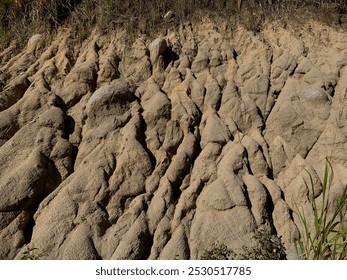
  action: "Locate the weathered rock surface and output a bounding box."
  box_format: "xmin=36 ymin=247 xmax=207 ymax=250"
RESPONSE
xmin=0 ymin=20 xmax=347 ymax=259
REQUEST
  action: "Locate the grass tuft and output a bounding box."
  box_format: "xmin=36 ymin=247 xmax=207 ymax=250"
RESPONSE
xmin=294 ymin=160 xmax=347 ymax=260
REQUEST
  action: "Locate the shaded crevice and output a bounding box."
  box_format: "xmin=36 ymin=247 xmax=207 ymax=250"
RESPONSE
xmin=242 ymin=149 xmax=253 ymax=175
xmin=22 ymin=210 xmax=36 ymax=244
xmin=233 ymin=49 xmax=238 ymax=60
xmin=142 ymin=234 xmax=154 ymax=260
xmin=162 ymin=48 xmax=179 ymax=69
xmin=324 ymin=82 xmax=335 ymax=98
xmin=264 ymin=89 xmax=280 ymax=123
xmin=64 ymin=115 xmax=76 ymax=138
xmin=242 ymin=183 xmax=253 ymax=213
xmin=171 ymin=181 xmax=182 ymax=202
xmin=264 ymin=187 xmax=275 ymax=225
xmin=70 ymin=144 xmax=79 ymax=171
xmin=267 ymin=164 xmax=274 ymax=180
xmin=215 ymin=89 xmax=222 ymax=112
xmin=137 ymin=116 xmax=157 ymax=170
xmin=288 ymin=63 xmax=298 ymax=77
xmin=256 ymin=106 xmax=266 ymax=130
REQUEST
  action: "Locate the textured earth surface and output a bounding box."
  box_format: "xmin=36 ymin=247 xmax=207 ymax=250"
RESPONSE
xmin=1 ymin=19 xmax=347 ymax=259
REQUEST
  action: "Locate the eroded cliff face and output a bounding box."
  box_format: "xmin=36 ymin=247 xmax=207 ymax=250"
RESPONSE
xmin=0 ymin=18 xmax=347 ymax=259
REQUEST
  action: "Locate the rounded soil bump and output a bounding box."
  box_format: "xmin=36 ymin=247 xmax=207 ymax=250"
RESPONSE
xmin=301 ymin=87 xmax=331 ymax=104
xmin=86 ymin=81 xmax=134 ymax=111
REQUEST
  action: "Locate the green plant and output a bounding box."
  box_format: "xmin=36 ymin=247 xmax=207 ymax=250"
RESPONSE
xmin=200 ymin=242 xmax=233 ymax=260
xmin=239 ymin=223 xmax=287 ymax=260
xmin=294 ymin=161 xmax=347 ymax=260
xmin=200 ymin=224 xmax=287 ymax=260
xmin=20 ymin=248 xmax=38 ymax=260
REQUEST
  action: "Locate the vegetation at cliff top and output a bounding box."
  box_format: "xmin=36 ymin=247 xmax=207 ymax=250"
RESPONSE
xmin=0 ymin=0 xmax=346 ymax=50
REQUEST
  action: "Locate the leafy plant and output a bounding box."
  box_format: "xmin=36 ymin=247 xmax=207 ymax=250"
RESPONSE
xmin=238 ymin=223 xmax=287 ymax=260
xmin=200 ymin=224 xmax=287 ymax=260
xmin=200 ymin=242 xmax=233 ymax=260
xmin=294 ymin=161 xmax=347 ymax=260
xmin=20 ymin=248 xmax=38 ymax=260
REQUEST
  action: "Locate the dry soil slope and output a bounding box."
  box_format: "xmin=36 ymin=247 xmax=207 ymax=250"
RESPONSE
xmin=0 ymin=19 xmax=347 ymax=259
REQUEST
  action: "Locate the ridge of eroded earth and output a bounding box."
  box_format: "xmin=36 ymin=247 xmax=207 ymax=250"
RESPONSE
xmin=1 ymin=20 xmax=347 ymax=259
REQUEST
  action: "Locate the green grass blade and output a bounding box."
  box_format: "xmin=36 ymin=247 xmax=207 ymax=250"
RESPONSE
xmin=295 ymin=161 xmax=347 ymax=259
